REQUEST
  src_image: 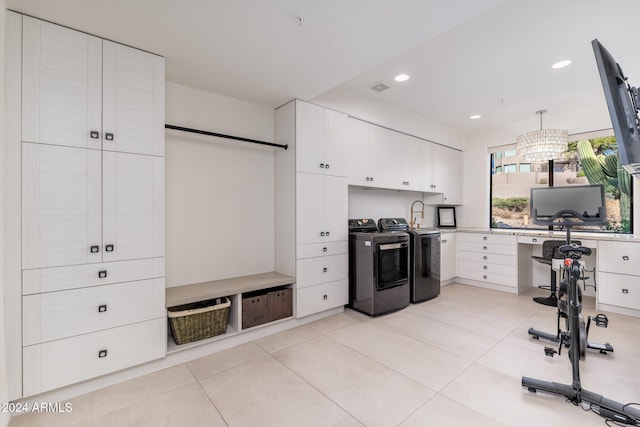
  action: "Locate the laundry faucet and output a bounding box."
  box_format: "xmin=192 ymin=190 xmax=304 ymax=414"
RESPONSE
xmin=410 ymin=200 xmax=425 ymax=229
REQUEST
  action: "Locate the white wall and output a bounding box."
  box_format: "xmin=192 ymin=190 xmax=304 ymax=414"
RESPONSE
xmin=164 ymin=82 xmax=276 ymax=287
xmin=1 ymin=2 xmax=10 ymax=426
xmin=348 ymin=187 xmax=439 ymax=228
xmin=313 ymin=89 xmax=465 ymax=150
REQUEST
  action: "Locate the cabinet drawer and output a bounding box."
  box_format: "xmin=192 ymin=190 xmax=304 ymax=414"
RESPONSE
xmin=297 ymin=241 xmax=347 ymax=259
xmin=458 ymin=250 xmax=516 ymax=266
xmin=297 ymin=254 xmax=347 ymax=289
xmin=23 ymin=318 xmax=166 ymax=397
xmin=599 ymin=272 xmax=640 ymax=309
xmin=23 ymin=257 xmax=165 ymax=295
xmin=458 ymin=241 xmax=515 ymax=256
xmin=458 ymin=269 xmax=516 ymax=287
xmin=457 ymin=233 xmax=515 ymax=245
xmin=23 ymin=278 xmax=165 ymax=346
xmin=296 ymin=280 xmax=348 ymax=318
xmin=598 ymin=241 xmax=640 ymax=275
xmin=458 ymin=260 xmax=516 ymax=276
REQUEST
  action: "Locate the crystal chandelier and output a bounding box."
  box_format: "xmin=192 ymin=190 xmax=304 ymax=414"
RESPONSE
xmin=516 ymin=110 xmax=568 ymax=162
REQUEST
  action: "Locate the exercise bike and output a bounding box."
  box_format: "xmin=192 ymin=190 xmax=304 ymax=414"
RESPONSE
xmin=527 ymin=245 xmax=613 ymax=355
xmin=522 ymin=185 xmax=640 ymax=425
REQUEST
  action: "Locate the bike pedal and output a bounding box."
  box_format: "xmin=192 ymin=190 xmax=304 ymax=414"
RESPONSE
xmin=593 ymin=313 xmax=609 ymax=328
xmin=544 ymin=347 xmax=557 ymax=357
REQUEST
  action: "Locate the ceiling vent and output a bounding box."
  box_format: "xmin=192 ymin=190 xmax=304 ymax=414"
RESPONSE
xmin=369 ymin=81 xmax=390 ymax=93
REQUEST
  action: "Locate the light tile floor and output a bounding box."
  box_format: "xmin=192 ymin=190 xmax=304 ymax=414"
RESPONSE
xmin=9 ymin=283 xmax=640 ymax=427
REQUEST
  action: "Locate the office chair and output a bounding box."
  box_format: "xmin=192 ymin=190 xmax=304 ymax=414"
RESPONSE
xmin=531 ymin=240 xmax=580 ymax=306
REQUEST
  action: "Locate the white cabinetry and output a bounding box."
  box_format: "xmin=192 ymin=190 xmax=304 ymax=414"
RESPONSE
xmin=428 ymin=144 xmax=463 ymax=204
xmin=276 ymin=100 xmax=349 ymax=318
xmin=457 ymin=233 xmax=517 ymax=291
xmin=347 ymin=118 xmax=394 ymax=188
xmin=12 ymin=14 xmax=166 ymax=397
xmin=440 ymin=233 xmax=457 ymax=282
xmin=22 ymin=16 xmax=164 ymax=156
xmin=597 ymin=241 xmax=640 ymax=316
xmin=296 ymin=101 xmax=347 ymax=177
xmin=346 ymin=117 xmax=462 ymax=202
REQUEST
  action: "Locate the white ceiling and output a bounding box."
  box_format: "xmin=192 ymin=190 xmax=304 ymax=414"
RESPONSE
xmin=6 ymin=0 xmax=640 ymax=140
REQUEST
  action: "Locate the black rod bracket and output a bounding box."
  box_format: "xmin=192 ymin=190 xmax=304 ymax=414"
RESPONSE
xmin=165 ymin=124 xmax=288 ymax=150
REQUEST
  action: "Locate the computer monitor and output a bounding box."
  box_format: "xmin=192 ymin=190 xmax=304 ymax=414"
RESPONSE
xmin=530 ymin=184 xmax=607 ymax=226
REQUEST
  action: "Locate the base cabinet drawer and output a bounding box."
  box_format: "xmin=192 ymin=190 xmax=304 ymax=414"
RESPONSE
xmin=458 ymin=269 xmax=516 ymax=288
xmin=457 ymin=233 xmax=515 ymax=245
xmin=23 ymin=278 xmax=165 ymax=345
xmin=458 ymin=250 xmax=516 ymax=266
xmin=23 ymin=318 xmax=166 ymax=397
xmin=297 ymin=241 xmax=348 ymax=259
xmin=296 ymin=280 xmax=347 ymax=318
xmin=22 ymin=257 xmax=165 ymax=295
xmin=599 ymin=241 xmax=640 ymax=276
xmin=296 ymin=255 xmax=347 ymax=289
xmin=599 ymin=272 xmax=640 ymax=310
xmin=458 ymin=260 xmax=515 ymax=276
xmin=458 ymin=241 xmax=515 ymax=256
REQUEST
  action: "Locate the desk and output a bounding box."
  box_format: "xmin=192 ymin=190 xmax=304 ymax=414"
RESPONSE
xmin=516 ymin=236 xmax=597 ymax=296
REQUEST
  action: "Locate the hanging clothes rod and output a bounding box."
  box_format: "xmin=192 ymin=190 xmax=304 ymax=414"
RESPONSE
xmin=165 ymin=124 xmax=288 ymax=150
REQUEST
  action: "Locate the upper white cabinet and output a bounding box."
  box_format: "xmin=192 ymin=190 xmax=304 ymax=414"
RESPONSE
xmin=429 ymin=144 xmax=463 ymax=205
xmin=296 ymin=101 xmax=347 ymax=177
xmin=22 ymin=16 xmax=164 ymax=156
xmin=347 ymin=118 xmax=398 ymax=189
xmin=346 ymin=117 xmax=462 ymax=202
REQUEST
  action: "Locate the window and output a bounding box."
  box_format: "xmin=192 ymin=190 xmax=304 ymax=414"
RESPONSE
xmin=490 ymin=136 xmax=633 ymax=233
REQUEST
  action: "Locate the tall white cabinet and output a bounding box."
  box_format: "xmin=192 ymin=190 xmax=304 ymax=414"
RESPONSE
xmin=6 ymin=13 xmax=166 ymax=398
xmin=276 ymin=100 xmax=349 ymax=318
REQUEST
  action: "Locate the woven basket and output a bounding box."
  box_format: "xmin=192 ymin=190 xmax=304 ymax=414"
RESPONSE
xmin=168 ymin=296 xmax=230 ymax=345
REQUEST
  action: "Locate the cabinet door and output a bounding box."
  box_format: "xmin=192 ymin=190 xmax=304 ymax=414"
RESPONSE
xmin=347 ymin=118 xmax=370 ymax=186
xmin=22 ymin=16 xmax=102 ymax=150
xmin=22 ymin=143 xmax=102 ymax=269
xmin=323 ymin=108 xmax=348 ymax=178
xmin=432 ymin=144 xmax=462 ymax=204
xmin=296 ymin=101 xmax=324 ymax=174
xmin=323 ymin=175 xmax=348 ymax=242
xmin=296 ymin=172 xmax=325 ymax=245
xmin=367 ymin=125 xmax=394 ymax=188
xmin=422 ymin=142 xmax=434 ymax=191
xmin=102 ymin=41 xmax=165 ymax=156
xmin=440 ymin=235 xmax=457 ymax=281
xmin=102 ymin=152 xmax=165 ymax=262
xmin=403 ymin=135 xmax=424 ymax=191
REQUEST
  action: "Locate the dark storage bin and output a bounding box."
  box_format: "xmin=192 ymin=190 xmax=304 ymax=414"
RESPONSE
xmin=268 ymin=287 xmax=293 ymax=321
xmin=242 ymin=291 xmax=269 ymax=329
xmin=168 ymin=296 xmax=230 ymax=345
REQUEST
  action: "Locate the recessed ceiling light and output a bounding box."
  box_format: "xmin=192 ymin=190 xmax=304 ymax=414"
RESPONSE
xmin=552 ymin=60 xmax=572 ymax=69
xmin=470 ymin=114 xmax=482 ymax=120
xmin=394 ymin=74 xmax=410 ymax=82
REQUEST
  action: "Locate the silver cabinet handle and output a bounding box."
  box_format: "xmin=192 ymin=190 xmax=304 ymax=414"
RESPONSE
xmin=483 ymin=256 xmax=488 ymax=260
xmin=323 ymin=247 xmax=328 ymax=253
xmin=483 ymin=265 xmax=488 ymax=270
xmin=533 ymin=238 xmax=537 ymax=243
xmin=622 ymin=289 xmax=629 ymax=294
xmin=320 ymin=163 xmax=325 ymax=169
xmin=98 ymin=304 xmax=107 ymax=312
xmin=323 ymin=267 xmax=328 ymax=273
xmin=483 ymin=236 xmax=488 ymax=241
xmin=98 ymin=349 xmax=108 ymax=358
xmin=483 ymin=275 xmax=487 ymax=280
xmin=623 ymin=255 xmax=629 ymax=261
xmin=483 ymin=246 xmax=487 ymax=250
xmin=323 ymin=294 xmax=328 ymax=300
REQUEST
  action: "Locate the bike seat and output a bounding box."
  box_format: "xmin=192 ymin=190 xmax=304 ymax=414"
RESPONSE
xmin=559 ymin=244 xmax=591 ymax=256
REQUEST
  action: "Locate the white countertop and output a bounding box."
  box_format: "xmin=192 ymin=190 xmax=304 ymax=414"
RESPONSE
xmin=451 ymin=227 xmax=640 ymax=242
